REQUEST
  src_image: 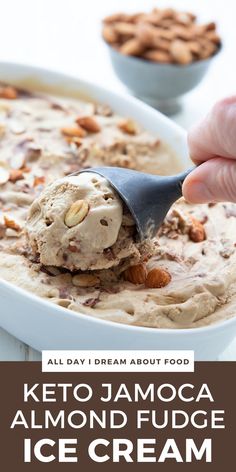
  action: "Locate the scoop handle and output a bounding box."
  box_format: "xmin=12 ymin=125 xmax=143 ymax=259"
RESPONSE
xmin=178 ymin=166 xmax=196 ymax=185
xmin=170 ymin=165 xmax=196 ymax=197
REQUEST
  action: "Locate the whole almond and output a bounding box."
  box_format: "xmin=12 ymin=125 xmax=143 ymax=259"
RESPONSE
xmin=119 ymin=38 xmax=143 ymax=56
xmin=145 ymin=267 xmax=171 ymax=289
xmin=102 ymin=25 xmax=119 ymax=44
xmin=128 ymin=13 xmax=145 ymax=24
xmin=198 ymin=39 xmax=217 ymax=59
xmin=143 ymin=49 xmax=172 ymax=63
xmin=160 ymin=8 xmax=176 ymax=20
xmin=188 ymin=41 xmax=201 ymax=55
xmin=164 ymin=21 xmax=176 ymax=32
xmin=205 ymin=31 xmax=221 ymax=45
xmin=170 ymin=39 xmax=193 ymax=64
xmin=155 ymin=27 xmax=176 ymax=40
xmin=65 ymin=200 xmax=89 ymax=227
xmin=153 ymin=37 xmax=171 ymax=52
xmin=135 ymin=23 xmax=156 ymax=47
xmin=61 ymin=126 xmax=86 ymax=138
xmin=175 ymin=12 xmax=193 ymax=25
xmin=204 ymin=22 xmax=216 ymax=32
xmin=124 ymin=263 xmax=147 ymax=284
xmin=189 ymin=216 xmax=206 ymax=242
xmin=76 ymin=116 xmax=101 ymax=133
xmin=172 ymin=25 xmax=193 ymax=41
xmin=72 ymin=274 xmax=100 ymax=288
xmin=141 ymin=11 xmax=163 ymax=26
xmin=113 ymin=22 xmax=136 ymax=36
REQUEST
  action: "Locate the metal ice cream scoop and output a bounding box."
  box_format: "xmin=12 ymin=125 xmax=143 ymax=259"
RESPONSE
xmin=79 ymin=166 xmax=194 ymax=240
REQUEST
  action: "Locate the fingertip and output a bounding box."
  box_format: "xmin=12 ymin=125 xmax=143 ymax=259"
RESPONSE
xmin=183 ymin=158 xmax=236 ymax=204
xmin=183 ymin=159 xmax=217 ymax=204
xmin=182 ymin=173 xmax=213 ymax=204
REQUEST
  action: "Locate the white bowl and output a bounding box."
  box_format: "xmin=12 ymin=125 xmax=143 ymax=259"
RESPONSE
xmin=0 ymin=62 xmax=235 ymax=360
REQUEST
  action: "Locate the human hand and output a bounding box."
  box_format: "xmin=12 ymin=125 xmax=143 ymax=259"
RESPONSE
xmin=182 ymin=97 xmax=236 ymax=203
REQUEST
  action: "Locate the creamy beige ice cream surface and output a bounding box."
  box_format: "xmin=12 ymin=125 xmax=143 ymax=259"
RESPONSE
xmin=1 ymin=83 xmax=236 ymax=329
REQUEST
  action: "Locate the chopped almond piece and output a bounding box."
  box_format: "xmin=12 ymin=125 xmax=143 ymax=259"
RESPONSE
xmin=4 ymin=216 xmax=21 ymax=232
xmin=189 ymin=216 xmax=206 ymax=242
xmin=118 ymin=119 xmax=137 ymax=135
xmin=65 ymin=136 xmax=83 ymax=147
xmin=68 ymin=243 xmax=79 ymax=253
xmin=21 ymin=166 xmax=31 ymax=173
xmin=9 ymin=169 xmax=24 ymax=182
xmin=33 ymin=176 xmax=45 ymax=187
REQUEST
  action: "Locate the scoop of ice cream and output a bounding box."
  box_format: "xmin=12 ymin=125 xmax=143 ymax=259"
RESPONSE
xmin=26 ymin=172 xmax=153 ymax=271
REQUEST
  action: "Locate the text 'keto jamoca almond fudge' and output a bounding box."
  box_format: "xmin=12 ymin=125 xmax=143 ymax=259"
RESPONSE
xmin=1 ymin=83 xmax=236 ymax=329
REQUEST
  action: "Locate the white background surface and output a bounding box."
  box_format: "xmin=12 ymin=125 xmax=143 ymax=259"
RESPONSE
xmin=0 ymin=0 xmax=236 ymax=360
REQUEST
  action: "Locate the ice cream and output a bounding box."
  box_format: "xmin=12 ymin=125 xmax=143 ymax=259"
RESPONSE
xmin=26 ymin=172 xmax=154 ymax=271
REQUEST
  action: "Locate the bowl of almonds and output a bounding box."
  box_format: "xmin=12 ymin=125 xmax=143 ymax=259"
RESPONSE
xmin=102 ymin=7 xmax=221 ymax=114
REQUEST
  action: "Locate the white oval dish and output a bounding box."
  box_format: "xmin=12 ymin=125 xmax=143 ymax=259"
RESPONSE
xmin=0 ymin=62 xmax=235 ymax=360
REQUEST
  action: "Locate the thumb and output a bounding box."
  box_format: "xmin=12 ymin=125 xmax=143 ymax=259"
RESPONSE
xmin=182 ymin=157 xmax=236 ymax=203
xmin=188 ymin=96 xmax=236 ymax=164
